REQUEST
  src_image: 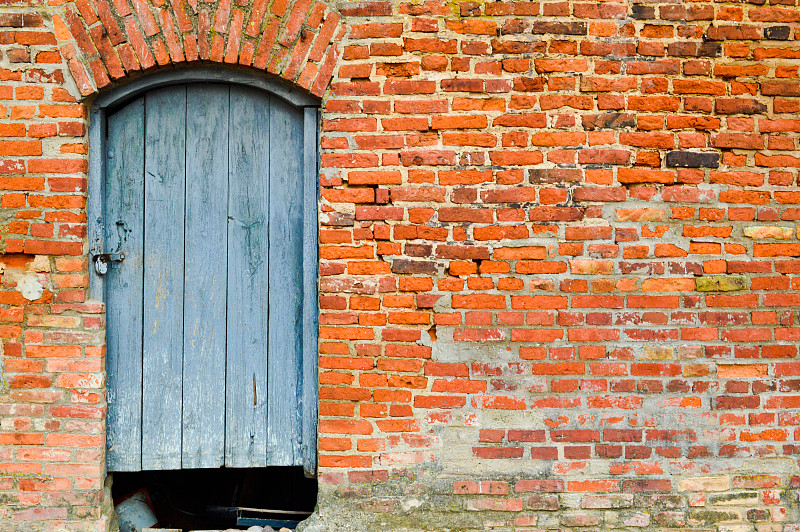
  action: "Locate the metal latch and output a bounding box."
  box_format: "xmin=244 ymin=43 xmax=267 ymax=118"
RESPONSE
xmin=93 ymin=253 xmax=125 ymax=275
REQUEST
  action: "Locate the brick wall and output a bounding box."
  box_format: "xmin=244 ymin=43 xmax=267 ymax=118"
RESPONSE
xmin=2 ymin=0 xmax=800 ymax=528
xmin=0 ymin=9 xmax=109 ymax=529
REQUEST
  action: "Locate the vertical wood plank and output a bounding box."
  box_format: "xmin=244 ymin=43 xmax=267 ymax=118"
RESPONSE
xmin=301 ymin=107 xmax=319 ymax=478
xmin=88 ymin=107 xmax=106 ymax=301
xmin=105 ymin=97 xmax=145 ymax=472
xmin=182 ymin=84 xmax=229 ymax=469
xmin=141 ymin=85 xmax=187 ymax=470
xmin=268 ymin=96 xmax=305 ymax=466
xmin=226 ymin=85 xmax=271 ymax=468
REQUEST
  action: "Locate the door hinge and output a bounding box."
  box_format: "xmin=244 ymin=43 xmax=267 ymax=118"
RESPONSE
xmin=93 ymin=253 xmax=125 ymax=275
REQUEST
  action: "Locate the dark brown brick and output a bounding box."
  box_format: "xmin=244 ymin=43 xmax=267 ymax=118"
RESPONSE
xmin=666 ymin=151 xmax=720 ymax=168
xmin=531 ymin=21 xmax=586 ymax=35
xmin=391 ymin=259 xmax=438 ymax=274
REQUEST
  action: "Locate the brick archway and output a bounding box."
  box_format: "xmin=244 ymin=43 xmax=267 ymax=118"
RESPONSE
xmin=54 ymin=0 xmax=342 ymax=97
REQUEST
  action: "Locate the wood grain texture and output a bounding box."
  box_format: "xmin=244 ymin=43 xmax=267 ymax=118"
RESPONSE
xmin=301 ymin=107 xmax=319 ymax=478
xmin=105 ymin=97 xmax=145 ymax=472
xmin=225 ymin=86 xmax=271 ymax=468
xmin=182 ymin=84 xmax=230 ymax=468
xmin=268 ymin=96 xmax=305 ymax=466
xmin=141 ymin=85 xmax=187 ymax=470
xmin=88 ymin=107 xmax=106 ymax=300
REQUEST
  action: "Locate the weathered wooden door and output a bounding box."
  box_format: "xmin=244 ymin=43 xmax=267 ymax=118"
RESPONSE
xmin=100 ymin=82 xmax=317 ymax=473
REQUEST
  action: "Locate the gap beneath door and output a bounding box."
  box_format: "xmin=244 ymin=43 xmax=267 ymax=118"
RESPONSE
xmin=111 ymin=467 xmax=317 ymax=531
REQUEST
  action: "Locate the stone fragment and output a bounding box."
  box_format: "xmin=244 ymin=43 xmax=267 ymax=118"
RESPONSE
xmin=30 ymin=254 xmax=51 ymax=272
xmin=13 ymin=273 xmax=44 ymax=300
xmin=679 ymin=476 xmax=731 ymax=492
xmin=743 ymin=226 xmax=793 ymax=239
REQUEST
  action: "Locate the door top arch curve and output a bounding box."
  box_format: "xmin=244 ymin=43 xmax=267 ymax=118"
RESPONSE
xmin=58 ymin=0 xmax=341 ymax=98
xmin=93 ymin=66 xmax=320 ymax=112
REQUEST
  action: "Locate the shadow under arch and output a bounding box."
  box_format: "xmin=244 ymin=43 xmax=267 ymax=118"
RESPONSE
xmin=89 ymin=65 xmax=320 ymax=112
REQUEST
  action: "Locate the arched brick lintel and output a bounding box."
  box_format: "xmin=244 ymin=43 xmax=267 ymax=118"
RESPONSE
xmin=55 ymin=0 xmax=342 ymax=98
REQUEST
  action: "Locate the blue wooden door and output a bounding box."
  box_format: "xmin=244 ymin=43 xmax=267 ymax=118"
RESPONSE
xmin=102 ymin=82 xmax=317 ymax=474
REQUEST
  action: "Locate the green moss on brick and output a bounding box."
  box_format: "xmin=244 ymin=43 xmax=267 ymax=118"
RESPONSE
xmin=695 ymin=275 xmax=748 ymax=292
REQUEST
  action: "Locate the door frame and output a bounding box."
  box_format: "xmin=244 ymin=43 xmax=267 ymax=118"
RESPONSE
xmin=88 ymin=67 xmax=321 ymax=477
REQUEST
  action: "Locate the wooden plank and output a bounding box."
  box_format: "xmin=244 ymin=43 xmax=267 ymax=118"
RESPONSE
xmin=182 ymin=84 xmax=229 ymax=469
xmin=267 ymin=96 xmax=305 ymax=466
xmin=87 ymin=107 xmax=106 ymax=300
xmin=226 ymin=85 xmax=271 ymax=468
xmin=105 ymin=97 xmax=145 ymax=472
xmin=301 ymin=107 xmax=319 ymax=477
xmin=141 ymin=85 xmax=187 ymax=470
